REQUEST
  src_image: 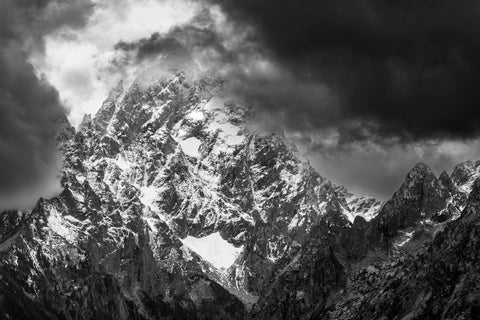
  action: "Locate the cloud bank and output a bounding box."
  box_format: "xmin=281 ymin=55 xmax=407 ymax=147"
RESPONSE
xmin=190 ymin=0 xmax=480 ymax=198
xmin=32 ymin=0 xmax=480 ymax=199
xmin=208 ymin=0 xmax=480 ymax=141
xmin=0 ymin=0 xmax=94 ymax=210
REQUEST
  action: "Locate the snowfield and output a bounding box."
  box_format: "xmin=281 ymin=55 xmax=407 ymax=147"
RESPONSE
xmin=180 ymin=232 xmax=243 ymax=269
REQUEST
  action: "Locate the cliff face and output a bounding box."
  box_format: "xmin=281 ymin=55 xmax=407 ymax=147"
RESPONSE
xmin=313 ymin=179 xmax=480 ymax=320
xmin=1 ymin=47 xmax=479 ymax=320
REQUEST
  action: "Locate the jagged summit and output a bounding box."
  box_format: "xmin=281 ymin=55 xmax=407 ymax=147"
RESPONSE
xmin=391 ymin=161 xmax=439 ymax=202
xmin=413 ymin=161 xmax=430 ymax=170
xmin=439 ymin=170 xmax=450 ymax=181
xmin=55 ymin=115 xmax=76 ymax=143
xmin=369 ymin=160 xmax=456 ymax=247
xmin=406 ymin=161 xmax=434 ymax=180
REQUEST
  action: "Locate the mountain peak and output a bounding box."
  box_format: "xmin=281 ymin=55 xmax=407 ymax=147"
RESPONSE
xmin=410 ymin=162 xmax=433 ymax=175
xmin=372 ymin=160 xmax=451 ymax=241
xmin=55 ymin=115 xmax=76 ymax=142
xmin=439 ymin=170 xmax=449 ymax=179
xmin=402 ymin=162 xmax=435 ymax=187
xmin=133 ymin=37 xmax=200 ymax=88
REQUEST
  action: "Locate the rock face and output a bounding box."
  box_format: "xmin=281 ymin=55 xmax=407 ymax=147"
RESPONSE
xmin=367 ymin=162 xmax=462 ymax=251
xmin=1 ymin=43 xmax=480 ymax=319
xmin=314 ymin=179 xmax=480 ymax=320
xmin=250 ymin=222 xmax=346 ymax=320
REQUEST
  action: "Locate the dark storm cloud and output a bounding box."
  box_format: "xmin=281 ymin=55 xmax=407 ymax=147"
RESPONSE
xmin=0 ymin=0 xmax=93 ymax=207
xmin=114 ymin=9 xmax=240 ymax=65
xmin=207 ymin=0 xmax=480 ymax=141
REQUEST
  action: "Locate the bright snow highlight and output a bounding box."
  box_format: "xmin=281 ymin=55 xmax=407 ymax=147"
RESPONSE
xmin=180 ymin=232 xmax=243 ymax=269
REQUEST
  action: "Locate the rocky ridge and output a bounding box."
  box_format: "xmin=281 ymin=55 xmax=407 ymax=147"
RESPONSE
xmin=0 ymin=42 xmax=479 ymax=319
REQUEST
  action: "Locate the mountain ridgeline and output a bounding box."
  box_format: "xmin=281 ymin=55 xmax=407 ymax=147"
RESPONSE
xmin=1 ymin=43 xmax=480 ymax=320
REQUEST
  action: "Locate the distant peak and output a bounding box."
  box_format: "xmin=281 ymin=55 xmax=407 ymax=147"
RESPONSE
xmin=413 ymin=162 xmax=431 ymax=172
xmin=406 ymin=162 xmax=434 ymax=179
xmin=439 ymin=170 xmax=449 ymax=178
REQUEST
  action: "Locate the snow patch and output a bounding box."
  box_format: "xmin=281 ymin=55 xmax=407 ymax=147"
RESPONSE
xmin=357 ymin=205 xmax=380 ymax=221
xmin=458 ymin=175 xmax=479 ymax=194
xmin=288 ymin=212 xmax=305 ymax=232
xmin=180 ymin=232 xmax=243 ymax=269
xmin=71 ymin=190 xmax=85 ymax=203
xmin=115 ymin=156 xmax=132 ymax=171
xmin=207 ymin=119 xmax=244 ymax=154
xmin=396 ymin=230 xmax=415 ymax=247
xmin=204 ymin=97 xmax=227 ymax=111
xmin=341 ymin=205 xmax=356 ymax=223
xmin=64 ymin=215 xmax=81 ymax=224
xmin=179 ymin=137 xmax=202 ymax=158
xmin=139 ymin=186 xmax=158 ymax=211
xmin=47 ymin=208 xmax=78 ymax=243
xmin=187 ymin=110 xmax=205 ymax=122
xmin=141 ymin=101 xmax=169 ymax=129
xmin=144 ymin=217 xmax=158 ymax=233
xmin=346 ymin=196 xmax=381 ymax=222
xmin=180 ymin=245 xmax=193 ymax=261
xmin=280 ymin=168 xmax=303 ymax=192
xmin=209 ymin=121 xmax=243 ymax=144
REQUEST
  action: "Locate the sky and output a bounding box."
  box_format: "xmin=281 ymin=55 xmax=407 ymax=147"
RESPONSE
xmin=1 ymin=0 xmax=480 ymax=209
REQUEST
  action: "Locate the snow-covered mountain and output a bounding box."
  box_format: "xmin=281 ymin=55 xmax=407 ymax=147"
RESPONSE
xmin=1 ymin=42 xmax=480 ymax=320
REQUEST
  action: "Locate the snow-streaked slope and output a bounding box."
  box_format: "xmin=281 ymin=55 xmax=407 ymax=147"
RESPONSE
xmin=1 ymin=52 xmax=388 ymax=315
xmin=75 ymin=70 xmax=386 ymax=298
xmin=451 ymin=160 xmax=480 ymax=194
